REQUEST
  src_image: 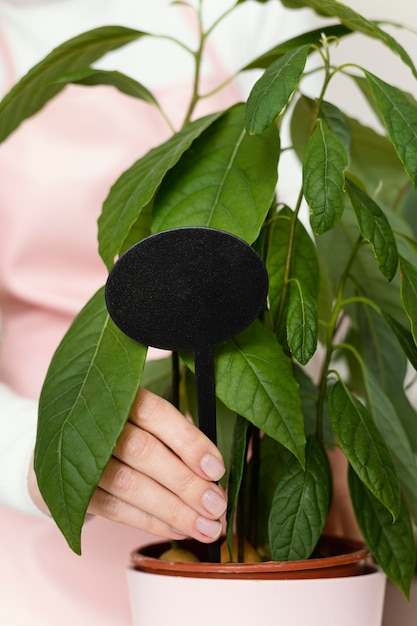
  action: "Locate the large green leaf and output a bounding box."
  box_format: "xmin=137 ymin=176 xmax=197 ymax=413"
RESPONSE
xmin=152 ymin=104 xmax=279 ymax=243
xmin=35 ymin=288 xmax=147 ymax=554
xmin=266 ymin=207 xmax=319 ymax=364
xmin=327 ymin=381 xmax=401 ymax=519
xmin=215 ymin=321 xmax=306 ymax=465
xmin=399 ymin=256 xmax=417 ymax=345
xmin=98 ymin=111 xmax=223 ymax=268
xmin=349 ymin=466 xmax=416 ymax=597
xmin=269 ymin=436 xmax=331 ymax=561
xmin=245 ymin=45 xmax=309 ymax=134
xmin=346 ymin=178 xmax=398 ymax=280
xmin=303 ymin=119 xmax=348 ymax=234
xmin=0 ymin=26 xmax=147 ymax=142
xmin=357 ymin=305 xmax=417 ymax=449
xmin=364 ymin=367 xmax=417 ymax=522
xmin=54 ymin=68 xmax=160 ymax=107
xmin=365 ymin=72 xmax=417 ymax=189
xmin=282 ymin=0 xmax=416 ymax=78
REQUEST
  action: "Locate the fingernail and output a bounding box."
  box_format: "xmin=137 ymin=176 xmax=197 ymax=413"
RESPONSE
xmin=196 ymin=517 xmax=223 ymax=539
xmin=200 ymin=454 xmax=225 ymax=481
xmin=202 ymin=490 xmax=227 ymax=517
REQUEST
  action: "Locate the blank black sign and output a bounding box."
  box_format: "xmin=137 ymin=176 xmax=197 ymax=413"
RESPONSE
xmin=105 ymin=227 xmax=268 ymax=351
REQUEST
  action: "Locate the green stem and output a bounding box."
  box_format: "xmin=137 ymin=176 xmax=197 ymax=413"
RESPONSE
xmin=316 ymin=235 xmax=364 ymax=441
xmin=274 ymin=42 xmax=337 ymax=336
xmin=274 ymin=188 xmax=304 ymax=334
xmin=181 ymin=0 xmax=238 ymax=127
xmin=248 ymin=426 xmax=260 ymax=549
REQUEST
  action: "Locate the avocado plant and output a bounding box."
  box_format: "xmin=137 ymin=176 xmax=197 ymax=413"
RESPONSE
xmin=1 ymin=0 xmax=417 ymax=597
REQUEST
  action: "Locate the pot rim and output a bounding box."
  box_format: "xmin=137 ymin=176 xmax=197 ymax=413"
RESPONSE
xmin=130 ymin=535 xmax=371 ymax=580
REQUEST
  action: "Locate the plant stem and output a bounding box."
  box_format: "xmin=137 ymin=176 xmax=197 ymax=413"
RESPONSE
xmin=180 ymin=0 xmax=238 ymax=127
xmin=316 ymin=235 xmax=364 ymax=441
xmin=248 ymin=426 xmax=260 ymax=549
xmin=274 ymin=188 xmax=304 ymax=335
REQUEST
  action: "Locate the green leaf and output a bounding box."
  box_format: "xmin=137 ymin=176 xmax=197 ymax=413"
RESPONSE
xmin=243 ymin=25 xmax=352 ymax=70
xmin=287 ymin=279 xmax=318 ymax=366
xmin=327 ymin=381 xmax=401 ymax=520
xmin=255 ymin=435 xmax=293 ymax=547
xmin=292 ymin=96 xmax=410 ymax=212
xmin=357 ymin=305 xmax=417 ymax=450
xmin=35 ymin=288 xmax=147 ymax=554
xmin=269 ymin=436 xmax=331 ymax=561
xmin=98 ymin=111 xmax=223 ymax=268
xmin=319 ymin=101 xmax=352 ymax=154
xmin=346 ymin=178 xmax=398 ymax=280
xmin=266 ymin=207 xmax=319 ymax=359
xmin=54 ymin=68 xmax=160 ymax=107
xmin=347 ymin=117 xmax=410 ymax=212
xmin=141 ymin=355 xmax=173 ymax=399
xmin=364 ymin=367 xmax=417 ymax=522
xmin=365 ymin=72 xmax=417 ymax=188
xmin=349 ymin=466 xmax=416 ymax=597
xmin=226 ymin=415 xmax=249 ymax=560
xmin=303 ymin=119 xmax=348 ymax=234
xmin=152 ymin=104 xmax=279 ymax=243
xmin=316 ymin=202 xmax=407 ymax=325
xmin=291 ymin=97 xmax=351 ymax=159
xmin=399 ymin=256 xmax=417 ymax=344
xmin=266 ymin=210 xmax=291 ymax=329
xmin=0 ymin=26 xmax=147 ymax=142
xmin=282 ymin=0 xmax=417 ymax=78
xmin=215 ymin=321 xmax=306 ymax=465
xmin=245 ymin=45 xmax=309 ymax=134
xmin=383 ymin=312 xmax=417 ymax=372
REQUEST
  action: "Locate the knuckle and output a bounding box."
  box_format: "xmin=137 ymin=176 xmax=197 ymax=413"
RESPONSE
xmin=117 ymin=425 xmax=154 ymax=462
xmin=176 ymin=471 xmax=198 ymax=498
xmin=94 ymin=489 xmax=123 ymax=521
xmin=133 ymin=389 xmax=166 ymax=426
xmin=111 ymin=463 xmax=136 ymax=495
xmin=167 ymin=498 xmax=184 ymax=527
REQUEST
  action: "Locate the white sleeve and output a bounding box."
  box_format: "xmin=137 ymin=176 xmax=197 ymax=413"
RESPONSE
xmin=0 ymin=382 xmax=48 ymax=517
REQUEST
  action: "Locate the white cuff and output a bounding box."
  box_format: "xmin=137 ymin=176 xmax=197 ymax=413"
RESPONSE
xmin=0 ymin=383 xmax=49 ymax=518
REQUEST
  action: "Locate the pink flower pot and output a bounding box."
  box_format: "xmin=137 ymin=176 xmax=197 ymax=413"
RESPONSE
xmin=127 ymin=536 xmax=386 ymax=626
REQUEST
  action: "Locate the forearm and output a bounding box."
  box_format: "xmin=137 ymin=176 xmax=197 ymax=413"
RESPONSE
xmin=0 ymin=382 xmax=49 ymax=517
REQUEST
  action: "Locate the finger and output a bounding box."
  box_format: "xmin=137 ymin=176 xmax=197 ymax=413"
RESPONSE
xmin=130 ymin=388 xmax=225 ymax=481
xmin=97 ymin=457 xmax=224 ymax=542
xmin=89 ymin=486 xmax=188 ymax=541
xmin=113 ymin=421 xmax=227 ymax=520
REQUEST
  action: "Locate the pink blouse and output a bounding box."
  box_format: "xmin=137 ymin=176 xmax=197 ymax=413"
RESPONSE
xmin=0 ymin=6 xmax=242 ymax=626
xmin=0 ymin=2 xmax=305 ymax=623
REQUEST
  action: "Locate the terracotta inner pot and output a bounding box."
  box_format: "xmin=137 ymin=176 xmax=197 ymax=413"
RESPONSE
xmin=130 ymin=535 xmax=374 ymax=580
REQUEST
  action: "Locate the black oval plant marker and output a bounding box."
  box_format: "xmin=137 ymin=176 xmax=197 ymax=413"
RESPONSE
xmin=105 ymin=226 xmax=268 ymax=561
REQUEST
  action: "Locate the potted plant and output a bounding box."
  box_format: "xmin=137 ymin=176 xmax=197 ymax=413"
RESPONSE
xmin=1 ymin=0 xmax=417 ymax=623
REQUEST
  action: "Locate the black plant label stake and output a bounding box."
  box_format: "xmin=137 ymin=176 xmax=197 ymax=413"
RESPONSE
xmin=105 ymin=227 xmax=268 ymax=562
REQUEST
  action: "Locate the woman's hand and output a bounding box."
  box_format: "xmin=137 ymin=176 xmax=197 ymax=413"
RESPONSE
xmin=87 ymin=388 xmax=227 ymax=543
xmin=29 ymin=388 xmax=227 ymax=542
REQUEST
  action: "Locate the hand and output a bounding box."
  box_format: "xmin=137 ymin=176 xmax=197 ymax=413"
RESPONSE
xmin=87 ymin=388 xmax=227 ymax=543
